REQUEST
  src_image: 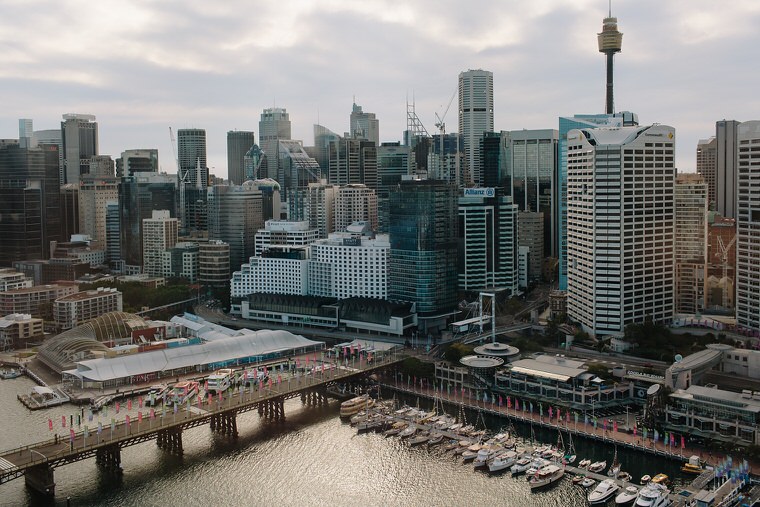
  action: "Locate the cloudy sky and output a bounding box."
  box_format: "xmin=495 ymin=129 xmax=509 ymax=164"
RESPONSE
xmin=1 ymin=0 xmax=759 ymax=178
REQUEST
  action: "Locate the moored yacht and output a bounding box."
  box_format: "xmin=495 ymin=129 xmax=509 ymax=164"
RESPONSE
xmin=588 ymin=479 xmax=619 ymax=505
xmin=510 ymin=456 xmax=533 ymax=475
xmin=634 ymin=482 xmax=671 ymax=507
xmin=339 ymin=395 xmax=374 ymax=418
xmin=488 ymin=450 xmax=517 ymax=474
xmin=615 ymin=485 xmax=639 ymax=506
xmin=529 ymin=464 xmax=564 ymax=490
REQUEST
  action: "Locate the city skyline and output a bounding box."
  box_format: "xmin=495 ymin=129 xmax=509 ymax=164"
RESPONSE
xmin=1 ymin=1 xmax=759 ymax=178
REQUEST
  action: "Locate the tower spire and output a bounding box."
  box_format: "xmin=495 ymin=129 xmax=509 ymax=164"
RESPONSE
xmin=598 ymin=6 xmax=623 ymax=114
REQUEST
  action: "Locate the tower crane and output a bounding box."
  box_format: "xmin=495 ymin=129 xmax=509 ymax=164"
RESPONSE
xmin=715 ymin=234 xmax=737 ymax=308
xmin=434 ymin=89 xmax=457 ymax=183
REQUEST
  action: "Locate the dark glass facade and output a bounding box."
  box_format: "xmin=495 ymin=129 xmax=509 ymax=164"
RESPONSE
xmin=119 ymin=176 xmax=177 ymax=267
xmin=388 ymin=179 xmax=458 ymax=315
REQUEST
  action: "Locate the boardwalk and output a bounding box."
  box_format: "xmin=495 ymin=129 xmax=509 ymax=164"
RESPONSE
xmin=0 ymin=352 xmax=403 ymax=495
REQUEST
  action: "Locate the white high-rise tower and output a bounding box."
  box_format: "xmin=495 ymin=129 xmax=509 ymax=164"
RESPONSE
xmin=566 ymin=124 xmax=676 ymax=336
xmin=737 ymin=120 xmax=760 ymax=332
xmin=458 ymin=69 xmax=493 ymax=186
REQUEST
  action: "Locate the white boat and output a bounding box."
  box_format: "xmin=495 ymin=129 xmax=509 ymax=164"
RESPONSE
xmin=525 ymin=458 xmax=551 ymax=479
xmin=340 ymin=395 xmax=375 ymax=418
xmin=578 ymin=458 xmax=591 ymax=468
xmin=529 ymin=464 xmax=564 ymax=490
xmin=488 ymin=450 xmax=517 ymax=474
xmin=473 ymin=447 xmax=499 ymax=469
xmin=588 ymin=479 xmax=620 ymax=505
xmin=408 ymin=433 xmax=430 ymax=447
xmin=634 ymin=482 xmax=671 ymax=507
xmin=608 ymin=447 xmax=622 ymax=478
xmin=588 ymin=460 xmax=607 ymax=473
xmin=639 ymin=475 xmax=651 ymax=485
xmin=206 ymin=368 xmax=234 ymax=393
xmin=581 ymin=477 xmax=597 ymax=488
xmin=399 ymin=425 xmax=417 ymax=439
xmin=615 ymin=485 xmax=639 ymax=506
xmin=428 ymin=433 xmax=444 ymax=446
xmin=510 ymin=456 xmax=533 ymax=475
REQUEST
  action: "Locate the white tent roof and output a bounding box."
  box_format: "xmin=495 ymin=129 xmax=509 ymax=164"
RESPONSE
xmin=65 ymin=329 xmax=322 ymax=382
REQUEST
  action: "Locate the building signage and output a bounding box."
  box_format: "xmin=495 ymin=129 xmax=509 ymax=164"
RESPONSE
xmin=463 ymin=188 xmax=495 ymax=197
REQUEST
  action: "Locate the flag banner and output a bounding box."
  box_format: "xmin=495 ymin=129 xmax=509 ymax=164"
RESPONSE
xmin=174 ymin=403 xmax=178 ymax=414
xmin=613 ymin=421 xmax=618 ymax=432
xmin=88 ymin=409 xmax=93 ymax=422
xmin=138 ymin=411 xmax=143 ymax=423
xmin=110 ymin=419 xmax=115 ymax=432
xmin=98 ymin=422 xmax=102 ymax=435
xmin=127 ymin=399 xmax=132 ymax=411
xmin=70 ymin=429 xmax=75 ymax=441
xmin=126 ymin=415 xmax=130 ymax=427
xmin=150 ymin=408 xmax=155 ymax=419
xmin=633 ymin=426 xmax=637 ymax=437
xmin=162 ymin=405 xmax=166 ymax=418
xmin=548 ymin=407 xmax=553 ymax=418
xmin=48 ymin=418 xmax=53 ymax=431
xmin=681 ymin=435 xmax=685 ymax=449
xmin=62 ymin=415 xmax=66 ymax=428
xmin=218 ymin=391 xmax=223 ymax=402
xmin=116 ymin=402 xmax=120 ymax=414
xmin=530 ymin=402 xmax=534 ymax=413
xmin=138 ymin=396 xmax=143 ymax=408
xmin=515 ymin=399 xmax=520 ymax=411
xmin=84 ymin=425 xmax=89 ymax=438
xmin=557 ymin=408 xmax=561 ymax=420
xmin=507 ymin=397 xmax=512 ymax=409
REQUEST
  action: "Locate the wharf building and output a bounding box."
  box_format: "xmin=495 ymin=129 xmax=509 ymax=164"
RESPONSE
xmin=38 ymin=312 xmax=323 ymax=389
xmin=736 ymin=120 xmax=760 ymax=333
xmin=566 ymin=124 xmax=675 ymax=337
xmin=457 ymin=188 xmax=518 ymax=294
xmin=53 ymin=287 xmax=123 ymax=332
xmin=674 ymin=174 xmax=708 ymax=314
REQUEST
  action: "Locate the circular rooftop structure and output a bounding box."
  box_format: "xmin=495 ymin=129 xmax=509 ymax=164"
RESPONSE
xmin=460 ymin=355 xmax=504 ymax=369
xmin=473 ymin=342 xmax=520 ymax=361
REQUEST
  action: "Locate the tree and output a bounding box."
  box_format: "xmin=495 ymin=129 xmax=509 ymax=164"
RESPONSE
xmin=444 ymin=343 xmax=474 ymax=363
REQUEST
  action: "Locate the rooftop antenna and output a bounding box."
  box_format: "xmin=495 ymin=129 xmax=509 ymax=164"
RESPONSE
xmin=598 ymin=0 xmax=623 ymax=114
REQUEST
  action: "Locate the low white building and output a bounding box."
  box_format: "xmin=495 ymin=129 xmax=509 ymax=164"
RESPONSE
xmin=231 ymin=246 xmax=309 ymax=297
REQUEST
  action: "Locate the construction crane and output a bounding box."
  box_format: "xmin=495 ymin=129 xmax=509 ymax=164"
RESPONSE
xmin=434 ymin=89 xmax=457 ymax=183
xmin=170 ymin=127 xmax=189 ymax=230
xmin=715 ymin=234 xmax=737 ymax=308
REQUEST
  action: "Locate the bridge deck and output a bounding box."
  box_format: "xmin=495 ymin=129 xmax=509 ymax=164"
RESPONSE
xmin=0 ymin=354 xmax=403 ymax=486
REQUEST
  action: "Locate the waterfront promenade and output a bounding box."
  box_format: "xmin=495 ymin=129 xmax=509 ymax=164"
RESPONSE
xmin=383 ymin=377 xmax=757 ymax=473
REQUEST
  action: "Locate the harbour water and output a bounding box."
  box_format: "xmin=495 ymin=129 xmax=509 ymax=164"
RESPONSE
xmin=0 ymin=377 xmax=687 ymax=506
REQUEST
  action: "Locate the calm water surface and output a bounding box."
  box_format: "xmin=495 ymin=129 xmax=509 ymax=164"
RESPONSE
xmin=0 ymin=378 xmax=685 ymax=506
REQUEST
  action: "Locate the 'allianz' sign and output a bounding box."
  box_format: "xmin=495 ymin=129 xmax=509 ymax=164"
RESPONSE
xmin=463 ymin=188 xmax=495 ymax=197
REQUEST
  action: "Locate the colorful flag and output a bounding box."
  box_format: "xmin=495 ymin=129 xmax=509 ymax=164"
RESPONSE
xmin=127 ymin=399 xmax=132 ymax=411
xmin=633 ymin=426 xmax=637 ymax=437
xmin=208 ymin=392 xmax=213 ymax=405
xmin=613 ymin=421 xmax=618 ymax=432
xmin=548 ymin=406 xmax=553 ymax=418
xmin=70 ymin=429 xmax=75 ymax=441
xmin=138 ymin=411 xmax=143 ymax=423
xmin=48 ymin=418 xmax=53 ymax=431
xmin=97 ymin=422 xmax=102 ymax=435
xmin=88 ymin=409 xmax=93 ymax=422
xmin=126 ymin=415 xmax=131 ymax=427
xmin=150 ymin=408 xmax=155 ymax=419
xmin=115 ymin=402 xmax=120 ymax=414
xmin=515 ymin=399 xmax=520 ymax=411
xmin=218 ymin=391 xmax=223 ymax=403
xmin=507 ymin=397 xmax=511 ymax=409
xmin=173 ymin=403 xmax=178 ymax=414
xmin=557 ymin=408 xmax=561 ymax=420
xmin=62 ymin=415 xmax=66 ymax=428
xmin=84 ymin=425 xmax=89 ymax=438
xmin=681 ymin=435 xmax=685 ymax=449
xmin=138 ymin=396 xmax=143 ymax=408
xmin=110 ymin=419 xmax=115 ymax=432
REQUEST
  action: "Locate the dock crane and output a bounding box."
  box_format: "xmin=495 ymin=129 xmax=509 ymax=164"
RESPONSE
xmin=715 ymin=234 xmax=737 ymax=307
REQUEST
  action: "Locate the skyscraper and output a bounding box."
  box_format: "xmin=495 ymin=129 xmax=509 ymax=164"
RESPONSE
xmin=736 ymin=120 xmax=760 ymax=332
xmin=119 ymin=172 xmax=177 ymax=271
xmin=674 ymin=174 xmax=707 ymax=314
xmin=117 ymin=149 xmax=158 ymax=177
xmin=458 ymin=69 xmax=494 ymax=186
xmin=207 ymin=182 xmax=264 ymax=272
xmin=566 ymin=124 xmax=675 ymax=336
xmin=328 ymin=137 xmax=378 ymax=189
xmin=696 ymin=137 xmax=717 ymax=209
xmin=177 ymin=128 xmax=207 ymax=188
xmin=376 ymin=142 xmax=410 ymax=234
xmin=259 ymin=108 xmax=291 ymax=180
xmin=18 ymin=119 xmax=34 ymax=149
xmin=557 ymin=112 xmax=638 ymax=290
xmin=350 ymin=103 xmax=379 ymax=145
xmin=458 ymin=188 xmax=518 ymax=293
xmin=142 ymin=210 xmax=178 ymax=277
xmin=277 ymin=140 xmax=322 ymax=199
xmin=334 ymin=184 xmax=378 ymax=233
xmin=61 ymin=113 xmax=98 ymax=186
xmin=715 ymin=120 xmax=740 ymax=219
xmin=33 ymin=129 xmax=63 ymax=184
xmin=502 ymin=129 xmax=558 ymax=257
xmin=0 ymin=143 xmax=61 ymax=266
xmin=227 ymin=131 xmax=255 ymax=185
xmin=288 ymin=181 xmax=337 ymax=238
xmin=79 ymin=175 xmax=119 ymax=249
xmin=389 ymin=178 xmax=458 ymax=326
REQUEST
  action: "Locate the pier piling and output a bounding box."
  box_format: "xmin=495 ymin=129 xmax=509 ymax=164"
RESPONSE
xmin=156 ymin=427 xmax=183 ymax=455
xmin=24 ymin=464 xmax=55 ymax=497
xmin=95 ymin=445 xmax=122 ymax=473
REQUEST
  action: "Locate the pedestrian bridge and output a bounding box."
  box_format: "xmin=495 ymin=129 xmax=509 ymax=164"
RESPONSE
xmin=0 ymin=353 xmax=404 ymax=497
